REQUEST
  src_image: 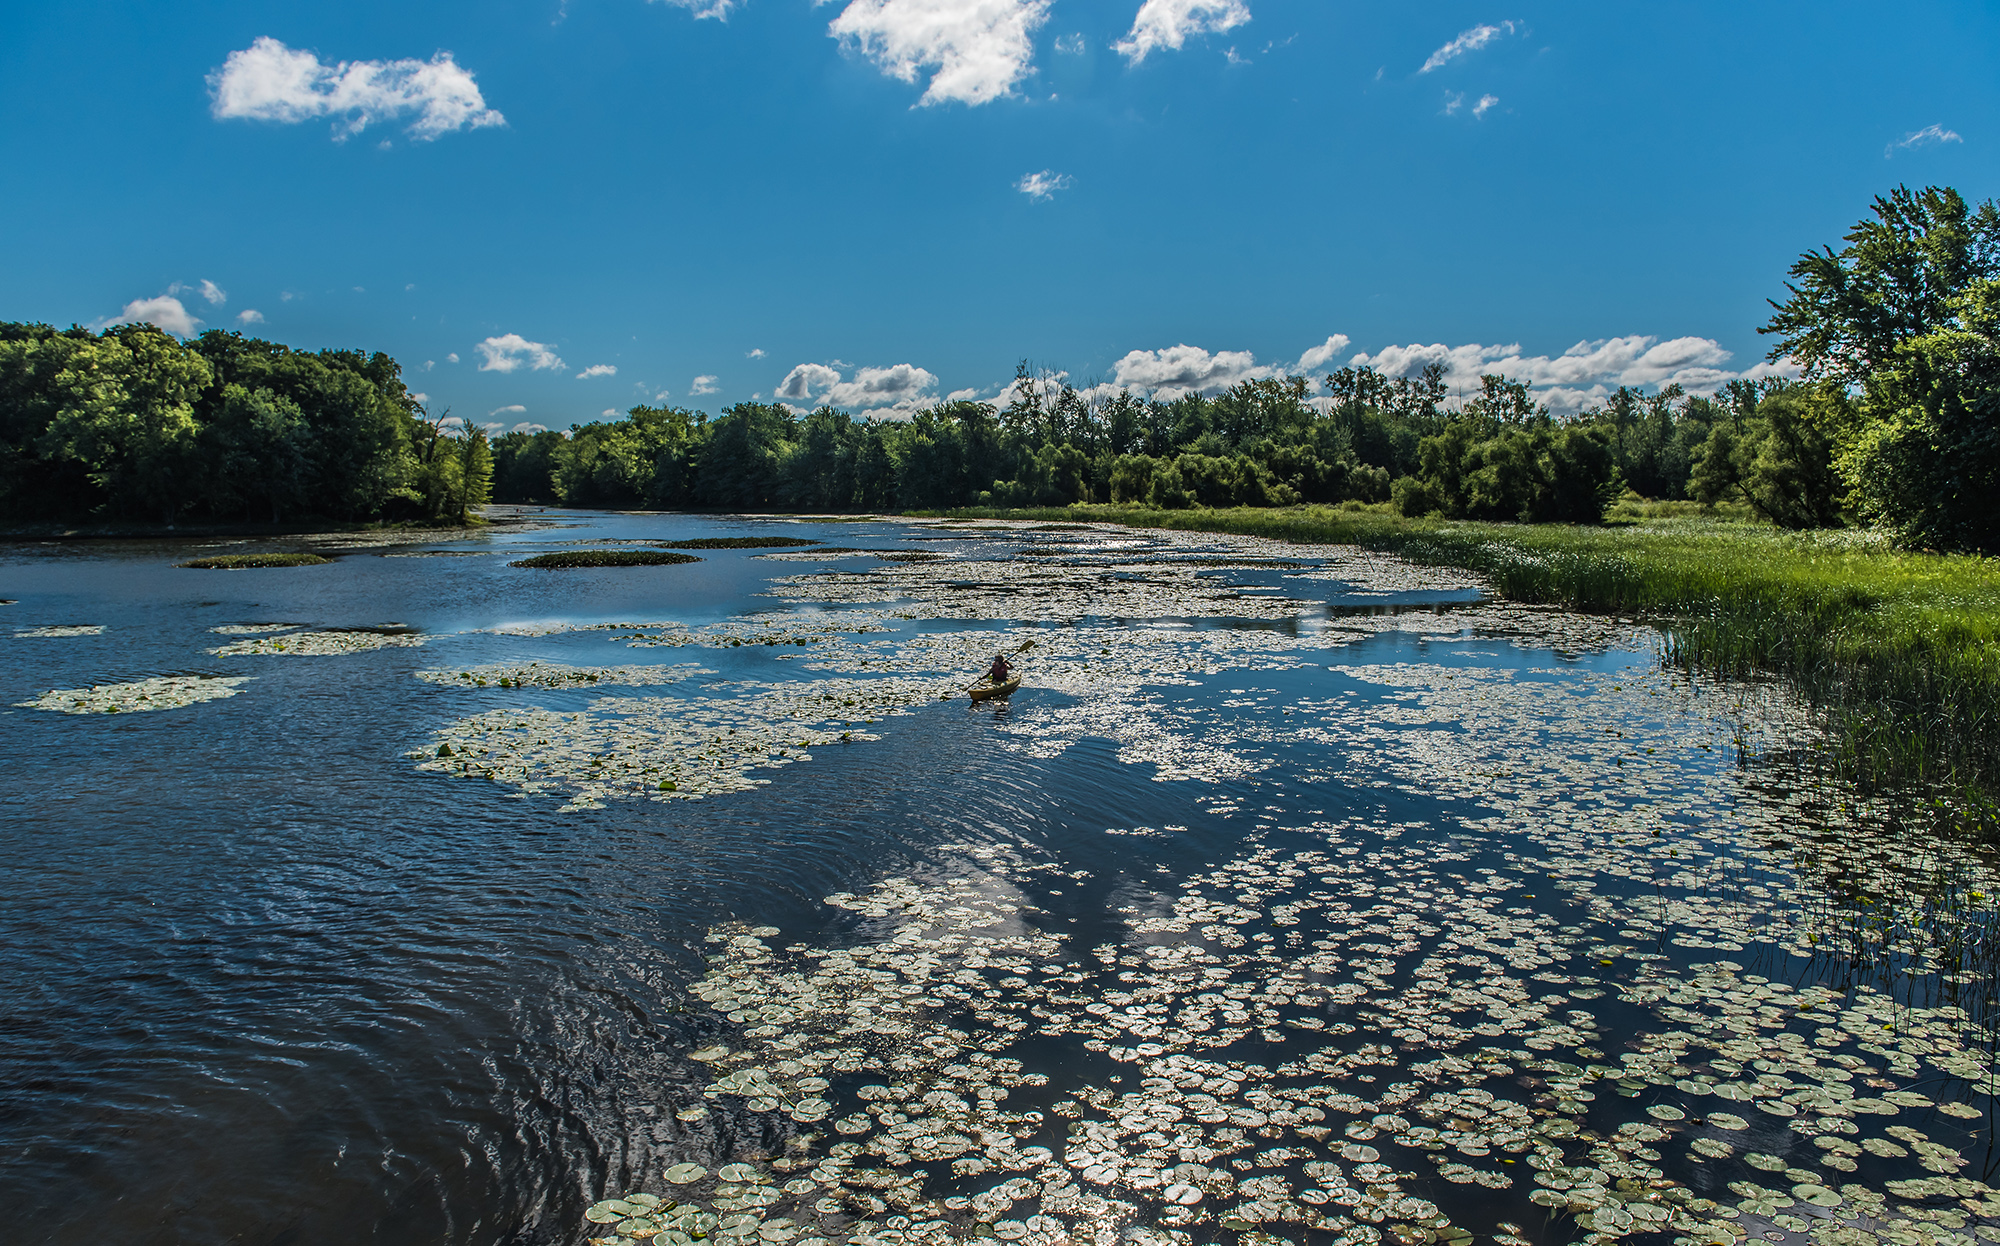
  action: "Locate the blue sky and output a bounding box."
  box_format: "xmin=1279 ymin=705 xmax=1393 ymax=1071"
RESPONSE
xmin=1 ymin=1 xmax=1993 ymax=427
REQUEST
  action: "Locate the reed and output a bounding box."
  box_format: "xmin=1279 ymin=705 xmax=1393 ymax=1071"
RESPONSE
xmin=944 ymin=504 xmax=2000 ymax=811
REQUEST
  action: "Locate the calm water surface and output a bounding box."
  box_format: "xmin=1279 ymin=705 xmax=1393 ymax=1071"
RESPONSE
xmin=2 ymin=513 xmax=1993 ymax=1246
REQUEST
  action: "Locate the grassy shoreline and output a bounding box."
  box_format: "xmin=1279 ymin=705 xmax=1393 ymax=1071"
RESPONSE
xmin=932 ymin=503 xmax=2000 ymax=813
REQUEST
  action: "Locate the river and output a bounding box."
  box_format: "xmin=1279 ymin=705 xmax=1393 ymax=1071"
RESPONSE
xmin=1 ymin=511 xmax=1993 ymax=1246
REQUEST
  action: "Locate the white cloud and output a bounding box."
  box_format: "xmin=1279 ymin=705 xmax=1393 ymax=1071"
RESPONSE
xmin=446 ymin=352 xmax=460 ymax=364
xmin=1349 ymin=335 xmax=1799 ymax=415
xmin=208 ymin=36 xmax=505 ymax=142
xmin=1100 ymin=336 xmax=1353 ymax=399
xmin=1295 ymin=335 xmax=1351 ymax=373
xmin=1115 ymin=0 xmax=1251 ymax=64
xmin=101 ymin=295 xmax=202 ymax=337
xmin=1444 ymin=92 xmax=1464 ymax=115
xmin=603 ymin=408 xmax=619 ymax=417
xmin=1887 ymin=124 xmax=1963 ymax=157
xmin=576 ymin=363 xmax=618 ymax=379
xmin=691 ymin=375 xmax=721 ymax=395
xmin=776 ymin=360 xmax=938 ymax=412
xmin=1419 ymin=20 xmax=1517 ymax=73
xmin=1472 ymin=93 xmax=1498 ymax=118
xmin=1110 ymin=343 xmax=1273 ymax=397
xmin=423 ymin=360 xmax=435 ymax=371
xmin=476 ymin=334 xmax=564 ymax=373
xmin=236 ymin=309 xmax=266 ymax=326
xmin=198 ymin=279 xmax=227 ymax=305
xmin=827 ymin=0 xmax=1051 ymax=106
xmin=1015 ymin=169 xmax=1073 ymax=200
xmin=484 ymin=419 xmax=548 ymax=435
xmin=652 ymin=0 xmax=743 ymax=21
xmin=489 ymin=404 xmax=527 ymax=417
xmin=747 ymin=347 xmax=766 ymax=358
xmin=1054 ymin=32 xmax=1086 ymax=54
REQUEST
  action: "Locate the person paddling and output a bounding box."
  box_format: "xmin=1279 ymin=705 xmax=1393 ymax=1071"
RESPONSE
xmin=986 ymin=652 xmax=1013 ymax=685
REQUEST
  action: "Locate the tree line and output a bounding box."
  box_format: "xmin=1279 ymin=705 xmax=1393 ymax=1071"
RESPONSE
xmin=0 ymin=324 xmax=491 ymax=525
xmin=6 ymin=185 xmax=1993 ymax=552
xmin=490 ymin=184 xmax=1998 ymax=553
xmin=491 ymin=359 xmax=1800 ymax=529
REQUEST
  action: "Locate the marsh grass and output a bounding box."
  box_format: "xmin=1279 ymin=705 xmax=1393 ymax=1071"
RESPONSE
xmin=177 ymin=553 xmax=332 ymax=569
xmin=511 ymin=550 xmax=702 ymax=568
xmin=937 ymin=503 xmax=2000 ymax=814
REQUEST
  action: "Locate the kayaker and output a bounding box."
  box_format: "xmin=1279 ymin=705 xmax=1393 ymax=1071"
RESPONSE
xmin=987 ymin=652 xmax=1012 ymax=685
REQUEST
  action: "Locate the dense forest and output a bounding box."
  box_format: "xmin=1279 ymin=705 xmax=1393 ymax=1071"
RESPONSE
xmin=0 ymin=324 xmax=490 ymax=525
xmin=4 ymin=186 xmax=1995 ymax=551
xmin=490 ymin=367 xmax=1799 ymax=529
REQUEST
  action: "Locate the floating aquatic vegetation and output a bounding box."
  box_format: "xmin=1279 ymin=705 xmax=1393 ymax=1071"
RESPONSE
xmin=13 ymin=624 xmax=105 ymax=638
xmin=662 ymin=538 xmax=822 ymax=550
xmin=209 ymin=623 xmax=303 ymax=635
xmin=178 ymin=553 xmax=331 ymax=569
xmin=414 ymin=661 xmax=712 ymax=690
xmin=378 ymin=549 xmax=491 ymax=558
xmin=210 ymin=629 xmax=425 ymax=656
xmin=565 ymin=522 xmax=2000 ymax=1246
xmin=513 ymin=551 xmax=702 ymax=569
xmin=17 ymin=674 xmax=251 ymax=714
xmin=411 ymin=676 xmax=950 ymax=810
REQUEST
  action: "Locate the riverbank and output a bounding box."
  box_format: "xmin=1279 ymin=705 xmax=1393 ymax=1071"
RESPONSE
xmin=933 ymin=503 xmax=2000 ymax=816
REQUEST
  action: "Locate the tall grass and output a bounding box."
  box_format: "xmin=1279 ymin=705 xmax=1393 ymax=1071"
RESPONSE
xmin=938 ymin=504 xmax=2000 ymax=814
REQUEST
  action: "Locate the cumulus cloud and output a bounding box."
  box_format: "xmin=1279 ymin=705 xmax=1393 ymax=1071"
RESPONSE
xmin=1016 ymin=169 xmax=1073 ymax=200
xmin=101 ymin=295 xmax=202 ymax=337
xmin=776 ymin=360 xmax=938 ymax=413
xmin=447 ymin=352 xmax=460 ymax=364
xmin=747 ymin=347 xmax=766 ymax=358
xmin=1102 ymin=336 xmax=1355 ymax=399
xmin=652 ymin=0 xmax=743 ymax=21
xmin=1349 ymin=335 xmax=1799 ymax=415
xmin=827 ymin=0 xmax=1051 ymax=106
xmin=1473 ymin=93 xmax=1498 ymax=118
xmin=691 ymin=375 xmax=721 ymax=395
xmin=208 ymin=36 xmax=505 ymax=141
xmin=1110 ymin=343 xmax=1272 ymax=397
xmin=576 ymin=363 xmax=618 ymax=379
xmin=1887 ymin=124 xmax=1963 ymax=157
xmin=476 ymin=334 xmax=564 ymax=373
xmin=1295 ymin=334 xmax=1351 ymax=373
xmin=236 ymin=309 xmax=266 ymax=326
xmin=1115 ymin=0 xmax=1251 ymax=64
xmin=198 ymin=279 xmax=227 ymax=305
xmin=1419 ymin=20 xmax=1517 ymax=73
xmin=489 ymin=405 xmax=527 ymax=417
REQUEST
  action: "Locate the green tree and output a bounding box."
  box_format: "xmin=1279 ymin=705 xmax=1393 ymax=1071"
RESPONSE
xmin=39 ymin=324 xmax=211 ymax=522
xmin=459 ymin=426 xmax=494 ymax=521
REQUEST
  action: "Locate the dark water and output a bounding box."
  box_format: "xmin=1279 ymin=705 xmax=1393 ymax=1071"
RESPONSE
xmin=1 ymin=513 xmax=1992 ymax=1246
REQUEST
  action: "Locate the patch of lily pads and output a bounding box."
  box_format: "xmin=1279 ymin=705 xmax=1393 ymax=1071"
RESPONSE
xmin=17 ymin=674 xmax=252 ymax=714
xmin=178 ymin=553 xmax=331 ymax=569
xmin=13 ymin=624 xmax=105 ymax=638
xmin=552 ymin=522 xmax=2000 ymax=1246
xmin=415 ymin=661 xmax=713 ymax=690
xmin=513 ymin=551 xmax=703 ymax=569
xmin=210 ymin=629 xmax=425 ymax=656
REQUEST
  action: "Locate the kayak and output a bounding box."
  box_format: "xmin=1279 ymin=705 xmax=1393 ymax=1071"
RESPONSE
xmin=968 ymin=675 xmax=1021 ymax=702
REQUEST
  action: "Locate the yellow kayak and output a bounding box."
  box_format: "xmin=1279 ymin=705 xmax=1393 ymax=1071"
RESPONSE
xmin=968 ymin=675 xmax=1021 ymax=702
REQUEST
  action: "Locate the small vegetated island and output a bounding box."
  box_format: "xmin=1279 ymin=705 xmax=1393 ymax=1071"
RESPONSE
xmin=511 ymin=550 xmax=703 ymax=569
xmin=179 ymin=553 xmax=332 ymax=569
